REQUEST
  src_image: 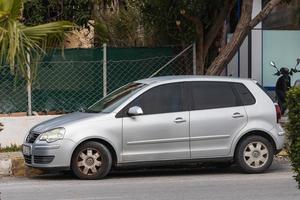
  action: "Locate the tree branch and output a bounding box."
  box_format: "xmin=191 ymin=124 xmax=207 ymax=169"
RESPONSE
xmin=180 ymin=9 xmax=202 ymax=27
xmin=206 ymin=0 xmax=282 ymax=75
xmin=249 ymin=0 xmax=281 ymax=28
xmin=203 ymin=0 xmax=236 ymax=56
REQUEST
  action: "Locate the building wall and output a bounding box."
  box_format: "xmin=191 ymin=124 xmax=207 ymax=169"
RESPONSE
xmin=230 ymin=0 xmax=300 ymax=89
xmin=262 ymin=30 xmax=300 ymax=88
xmin=0 ymin=116 xmax=59 ymax=148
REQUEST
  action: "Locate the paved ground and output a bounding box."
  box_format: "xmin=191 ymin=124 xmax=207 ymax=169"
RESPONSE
xmin=0 ymin=152 xmax=22 ymax=160
xmin=0 ymin=158 xmax=299 ymax=200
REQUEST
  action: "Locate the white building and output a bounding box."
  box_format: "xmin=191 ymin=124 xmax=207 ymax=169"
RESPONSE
xmin=227 ymin=0 xmax=300 ymax=90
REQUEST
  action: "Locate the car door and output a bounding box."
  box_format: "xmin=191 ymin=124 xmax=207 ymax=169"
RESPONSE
xmin=121 ymin=82 xmax=190 ymax=162
xmin=188 ymin=81 xmax=248 ymax=158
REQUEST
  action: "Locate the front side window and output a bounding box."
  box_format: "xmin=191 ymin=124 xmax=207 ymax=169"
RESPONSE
xmin=128 ymin=83 xmax=185 ymax=115
xmin=189 ymin=81 xmax=239 ymax=110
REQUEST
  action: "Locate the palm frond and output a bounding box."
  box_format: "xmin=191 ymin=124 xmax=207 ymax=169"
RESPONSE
xmin=0 ymin=0 xmax=76 ymax=82
xmin=0 ymin=0 xmax=22 ymax=20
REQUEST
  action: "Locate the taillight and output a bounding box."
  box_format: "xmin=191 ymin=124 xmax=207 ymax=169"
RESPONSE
xmin=275 ymin=103 xmax=281 ymax=123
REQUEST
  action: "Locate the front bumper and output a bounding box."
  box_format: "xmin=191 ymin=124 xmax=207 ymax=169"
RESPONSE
xmin=23 ymin=138 xmax=76 ymax=169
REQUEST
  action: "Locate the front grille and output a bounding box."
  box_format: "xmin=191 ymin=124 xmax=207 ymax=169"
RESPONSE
xmin=24 ymin=155 xmax=32 ymax=164
xmin=34 ymin=156 xmax=55 ymax=164
xmin=26 ymin=132 xmax=40 ymax=143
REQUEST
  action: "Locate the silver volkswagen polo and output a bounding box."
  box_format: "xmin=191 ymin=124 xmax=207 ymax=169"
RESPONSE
xmin=23 ymin=76 xmax=285 ymax=179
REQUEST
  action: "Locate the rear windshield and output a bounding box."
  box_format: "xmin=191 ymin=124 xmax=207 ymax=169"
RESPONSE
xmin=256 ymin=83 xmax=275 ymax=102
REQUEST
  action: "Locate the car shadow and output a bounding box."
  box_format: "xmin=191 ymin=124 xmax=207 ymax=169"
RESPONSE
xmin=30 ymin=159 xmax=290 ymax=181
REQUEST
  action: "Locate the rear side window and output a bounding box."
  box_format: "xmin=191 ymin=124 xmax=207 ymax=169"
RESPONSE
xmin=128 ymin=83 xmax=185 ymax=115
xmin=189 ymin=81 xmax=239 ymax=110
xmin=232 ymin=83 xmax=256 ymax=105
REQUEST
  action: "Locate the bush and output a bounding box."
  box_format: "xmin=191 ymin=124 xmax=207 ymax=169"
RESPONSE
xmin=0 ymin=144 xmax=22 ymax=153
xmin=286 ymin=87 xmax=300 ymax=189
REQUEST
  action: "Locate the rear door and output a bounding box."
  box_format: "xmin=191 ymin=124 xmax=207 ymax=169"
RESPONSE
xmin=188 ymin=81 xmax=248 ymax=158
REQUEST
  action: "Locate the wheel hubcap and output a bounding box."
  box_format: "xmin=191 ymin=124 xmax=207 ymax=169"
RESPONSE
xmin=85 ymin=157 xmax=94 ymax=166
xmin=243 ymin=141 xmax=269 ymax=168
xmin=77 ymin=148 xmax=102 ymax=175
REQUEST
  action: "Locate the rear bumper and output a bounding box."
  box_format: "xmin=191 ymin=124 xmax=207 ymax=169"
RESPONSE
xmin=270 ymin=123 xmax=285 ymax=151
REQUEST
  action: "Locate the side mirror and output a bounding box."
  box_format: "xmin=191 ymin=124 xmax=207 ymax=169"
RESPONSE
xmin=128 ymin=106 xmax=143 ymax=116
xmin=270 ymin=61 xmax=276 ymax=67
xmin=297 ymin=58 xmax=300 ymax=65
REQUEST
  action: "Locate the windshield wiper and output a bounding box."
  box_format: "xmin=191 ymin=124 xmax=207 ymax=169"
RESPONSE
xmin=79 ymin=108 xmax=100 ymax=113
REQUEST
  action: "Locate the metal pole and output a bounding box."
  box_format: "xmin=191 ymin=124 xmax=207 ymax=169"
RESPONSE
xmin=193 ymin=42 xmax=197 ymax=75
xmin=103 ymin=43 xmax=107 ymax=97
xmin=26 ymin=52 xmax=32 ymax=116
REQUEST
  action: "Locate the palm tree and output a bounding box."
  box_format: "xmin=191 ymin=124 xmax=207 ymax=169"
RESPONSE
xmin=0 ymin=0 xmax=74 ymax=80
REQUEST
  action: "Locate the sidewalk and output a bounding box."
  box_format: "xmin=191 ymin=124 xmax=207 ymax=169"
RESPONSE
xmin=0 ymin=152 xmax=44 ymax=177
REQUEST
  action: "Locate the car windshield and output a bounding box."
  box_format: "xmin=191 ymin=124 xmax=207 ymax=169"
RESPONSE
xmin=86 ymin=82 xmax=146 ymax=113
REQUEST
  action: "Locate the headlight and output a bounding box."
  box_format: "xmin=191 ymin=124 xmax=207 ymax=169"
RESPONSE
xmin=39 ymin=128 xmax=65 ymax=143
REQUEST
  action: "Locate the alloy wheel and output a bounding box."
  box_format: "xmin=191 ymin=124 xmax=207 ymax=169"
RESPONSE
xmin=243 ymin=141 xmax=269 ymax=169
xmin=76 ymin=148 xmax=102 ymax=175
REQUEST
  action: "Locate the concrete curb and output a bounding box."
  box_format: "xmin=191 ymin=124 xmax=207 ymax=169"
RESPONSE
xmin=0 ymin=159 xmax=12 ymax=175
xmin=0 ymin=152 xmax=45 ymax=177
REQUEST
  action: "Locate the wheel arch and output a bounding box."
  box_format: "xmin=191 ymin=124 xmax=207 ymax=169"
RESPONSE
xmin=233 ymin=130 xmax=277 ymax=158
xmin=71 ymin=138 xmax=118 ymax=167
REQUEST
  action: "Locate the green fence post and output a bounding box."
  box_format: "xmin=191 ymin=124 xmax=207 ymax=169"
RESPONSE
xmin=26 ymin=52 xmax=32 ymax=116
xmin=103 ymin=43 xmax=107 ymax=97
xmin=193 ymin=42 xmax=197 ymax=75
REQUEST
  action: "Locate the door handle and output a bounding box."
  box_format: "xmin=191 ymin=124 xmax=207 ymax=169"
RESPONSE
xmin=174 ymin=117 xmax=187 ymax=123
xmin=232 ymin=112 xmax=244 ymax=118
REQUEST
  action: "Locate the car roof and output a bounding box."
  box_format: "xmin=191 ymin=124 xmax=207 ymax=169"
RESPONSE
xmin=135 ymin=75 xmax=254 ymax=85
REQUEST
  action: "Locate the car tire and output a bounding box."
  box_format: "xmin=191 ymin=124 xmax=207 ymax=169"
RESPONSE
xmin=235 ymin=135 xmax=274 ymax=173
xmin=71 ymin=141 xmax=112 ymax=180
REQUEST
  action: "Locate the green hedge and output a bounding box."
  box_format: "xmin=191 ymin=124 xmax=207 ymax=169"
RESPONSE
xmin=286 ymin=87 xmax=300 ymax=189
xmin=0 ymin=144 xmax=22 ymax=153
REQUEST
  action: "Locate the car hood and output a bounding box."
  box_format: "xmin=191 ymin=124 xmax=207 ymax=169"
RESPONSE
xmin=31 ymin=112 xmax=109 ymax=133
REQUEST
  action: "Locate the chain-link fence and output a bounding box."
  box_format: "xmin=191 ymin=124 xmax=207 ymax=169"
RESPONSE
xmin=0 ymin=67 xmax=27 ymax=113
xmin=0 ymin=44 xmax=195 ymax=114
xmin=32 ymin=61 xmax=103 ymax=113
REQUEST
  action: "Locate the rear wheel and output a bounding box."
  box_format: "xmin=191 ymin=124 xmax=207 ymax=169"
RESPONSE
xmin=71 ymin=141 xmax=112 ymax=179
xmin=236 ymin=136 xmax=274 ymax=173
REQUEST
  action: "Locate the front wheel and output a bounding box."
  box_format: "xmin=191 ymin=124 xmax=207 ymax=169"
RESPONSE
xmin=71 ymin=141 xmax=112 ymax=179
xmin=235 ymin=136 xmax=274 ymax=173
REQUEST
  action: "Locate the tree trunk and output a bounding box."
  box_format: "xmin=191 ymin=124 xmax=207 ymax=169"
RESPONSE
xmin=195 ymin=22 xmax=205 ymax=75
xmin=196 ymin=41 xmax=205 ymax=75
xmin=206 ymin=0 xmax=253 ymax=75
xmin=179 ymin=0 xmax=234 ymax=74
xmin=206 ymin=0 xmax=282 ymax=75
xmin=202 ymin=0 xmax=236 ymax=59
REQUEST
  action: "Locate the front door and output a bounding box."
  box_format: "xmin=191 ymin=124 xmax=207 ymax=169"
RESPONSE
xmin=122 ymin=82 xmax=190 ymax=162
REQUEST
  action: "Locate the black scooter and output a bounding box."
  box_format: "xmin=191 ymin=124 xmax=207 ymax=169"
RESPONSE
xmin=270 ymin=58 xmax=300 ymax=115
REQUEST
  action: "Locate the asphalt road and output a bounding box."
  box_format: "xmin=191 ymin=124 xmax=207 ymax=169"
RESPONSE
xmin=0 ymin=158 xmax=299 ymax=200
